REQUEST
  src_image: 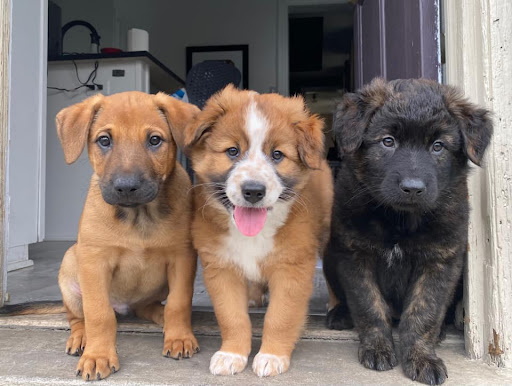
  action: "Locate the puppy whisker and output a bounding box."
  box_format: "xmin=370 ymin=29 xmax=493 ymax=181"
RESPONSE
xmin=198 ymin=189 xmax=228 ymax=220
xmin=279 ymin=187 xmax=309 ymax=216
xmin=187 ymin=182 xmax=226 ymax=195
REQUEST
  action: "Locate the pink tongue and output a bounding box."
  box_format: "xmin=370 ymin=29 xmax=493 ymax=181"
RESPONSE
xmin=234 ymin=206 xmax=268 ymax=237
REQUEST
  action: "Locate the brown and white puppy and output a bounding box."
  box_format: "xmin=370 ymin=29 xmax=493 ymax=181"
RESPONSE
xmin=55 ymin=91 xmax=199 ymax=380
xmin=177 ymin=85 xmax=333 ymax=377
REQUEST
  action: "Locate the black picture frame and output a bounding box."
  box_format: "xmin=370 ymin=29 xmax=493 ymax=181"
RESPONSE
xmin=186 ymin=44 xmax=249 ymax=89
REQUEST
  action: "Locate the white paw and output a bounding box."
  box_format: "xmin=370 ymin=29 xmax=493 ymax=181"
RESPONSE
xmin=209 ymin=351 xmax=248 ymax=375
xmin=252 ymin=352 xmax=290 ymax=377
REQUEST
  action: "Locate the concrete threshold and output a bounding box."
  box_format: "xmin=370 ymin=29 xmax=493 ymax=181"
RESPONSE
xmin=0 ymin=308 xmax=464 ymax=343
xmin=0 ymin=310 xmax=511 ymax=385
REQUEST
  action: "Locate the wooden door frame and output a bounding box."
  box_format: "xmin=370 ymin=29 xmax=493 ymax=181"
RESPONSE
xmin=444 ymin=0 xmax=512 ymax=367
xmin=0 ymin=0 xmax=11 ymax=308
xmin=353 ymin=0 xmax=441 ymax=88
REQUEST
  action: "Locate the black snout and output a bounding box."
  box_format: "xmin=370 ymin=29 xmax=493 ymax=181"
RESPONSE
xmin=242 ymin=181 xmax=266 ymax=204
xmin=399 ymin=178 xmax=426 ymax=196
xmin=101 ymin=173 xmax=159 ymax=207
xmin=113 ymin=175 xmax=142 ymax=194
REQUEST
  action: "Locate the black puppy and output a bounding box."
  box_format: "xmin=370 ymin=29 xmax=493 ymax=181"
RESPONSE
xmin=324 ymin=78 xmax=492 ymax=385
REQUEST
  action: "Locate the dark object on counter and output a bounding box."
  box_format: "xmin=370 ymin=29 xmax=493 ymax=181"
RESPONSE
xmin=62 ymin=20 xmax=101 ymax=53
xmin=48 ymin=1 xmax=62 ymax=57
xmin=185 ymin=60 xmax=241 ymax=109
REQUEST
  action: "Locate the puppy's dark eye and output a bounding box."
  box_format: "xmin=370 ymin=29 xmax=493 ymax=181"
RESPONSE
xmin=226 ymin=147 xmax=239 ymax=159
xmin=272 ymin=150 xmax=284 ymax=162
xmin=149 ymin=135 xmax=162 ymax=147
xmin=382 ymin=137 xmax=395 ymax=148
xmin=97 ymin=135 xmax=111 ymax=148
xmin=432 ymin=141 xmax=444 ymax=153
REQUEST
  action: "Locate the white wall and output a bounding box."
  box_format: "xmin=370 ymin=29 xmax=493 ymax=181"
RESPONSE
xmin=114 ymin=0 xmax=278 ymax=93
xmin=7 ymin=0 xmax=46 ymax=249
xmin=5 ymin=0 xmax=48 ymax=271
xmin=56 ymin=0 xmax=279 ymax=93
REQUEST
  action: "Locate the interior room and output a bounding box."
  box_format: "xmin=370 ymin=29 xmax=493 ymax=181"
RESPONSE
xmin=6 ymin=0 xmax=355 ymax=314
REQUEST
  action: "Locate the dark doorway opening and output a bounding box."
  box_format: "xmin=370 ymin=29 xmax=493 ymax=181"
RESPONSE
xmin=288 ymin=3 xmax=354 ymax=175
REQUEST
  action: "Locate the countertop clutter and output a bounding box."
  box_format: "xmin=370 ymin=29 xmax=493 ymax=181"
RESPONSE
xmin=48 ymin=51 xmax=184 ymax=95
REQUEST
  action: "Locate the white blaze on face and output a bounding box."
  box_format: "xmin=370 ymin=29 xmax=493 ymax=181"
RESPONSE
xmin=225 ymin=101 xmax=283 ymax=208
xmin=220 ymin=100 xmax=293 ymax=278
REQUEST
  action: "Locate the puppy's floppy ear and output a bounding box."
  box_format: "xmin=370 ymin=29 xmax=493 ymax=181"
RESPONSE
xmin=295 ymin=109 xmax=325 ymax=169
xmin=154 ymin=92 xmax=200 ymax=149
xmin=442 ymin=85 xmax=493 ymax=166
xmin=334 ymin=77 xmax=391 ymax=156
xmin=180 ymin=85 xmax=239 ymax=152
xmin=56 ymin=93 xmax=104 ymax=164
xmin=182 ymin=120 xmax=212 ymax=152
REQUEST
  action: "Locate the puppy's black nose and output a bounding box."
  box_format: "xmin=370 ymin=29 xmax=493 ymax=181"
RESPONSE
xmin=399 ymin=178 xmax=426 ymax=196
xmin=113 ymin=175 xmax=142 ymax=194
xmin=242 ymin=182 xmax=266 ymax=204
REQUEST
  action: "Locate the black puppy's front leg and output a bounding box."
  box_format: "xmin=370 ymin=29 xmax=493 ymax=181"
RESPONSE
xmin=341 ymin=256 xmax=397 ymax=371
xmin=399 ymin=257 xmax=462 ymax=385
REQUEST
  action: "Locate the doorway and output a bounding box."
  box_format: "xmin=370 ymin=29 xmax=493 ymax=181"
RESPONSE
xmin=287 ymin=2 xmax=354 ymax=178
xmin=4 ymin=0 xmax=444 ymax=318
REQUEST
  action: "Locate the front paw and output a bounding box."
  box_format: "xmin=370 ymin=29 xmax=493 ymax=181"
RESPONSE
xmin=162 ymin=332 xmax=199 ymax=360
xmin=358 ymin=340 xmax=398 ymax=371
xmin=402 ymin=354 xmax=447 ymax=385
xmin=326 ymin=304 xmax=354 ymax=330
xmin=76 ymin=349 xmax=119 ymax=381
xmin=209 ymin=351 xmax=248 ymax=375
xmin=252 ymin=352 xmax=290 ymax=377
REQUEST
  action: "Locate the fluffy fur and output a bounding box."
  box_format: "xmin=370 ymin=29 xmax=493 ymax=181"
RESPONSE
xmin=324 ymin=78 xmax=493 ymax=385
xmin=177 ymin=85 xmax=333 ymax=377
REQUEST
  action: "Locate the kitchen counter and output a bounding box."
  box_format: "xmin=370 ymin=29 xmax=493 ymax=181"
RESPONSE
xmin=48 ymin=51 xmax=184 ymax=94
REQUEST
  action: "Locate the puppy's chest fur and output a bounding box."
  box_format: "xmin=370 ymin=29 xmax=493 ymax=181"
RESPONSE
xmin=217 ymin=203 xmax=291 ymax=282
xmin=115 ymin=202 xmax=172 ymax=237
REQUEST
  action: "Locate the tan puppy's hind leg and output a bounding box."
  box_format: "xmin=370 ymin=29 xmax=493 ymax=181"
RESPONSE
xmin=59 ymin=245 xmax=87 ymax=356
xmin=135 ymin=302 xmax=165 ymax=326
xmin=66 ymin=313 xmax=86 ymax=356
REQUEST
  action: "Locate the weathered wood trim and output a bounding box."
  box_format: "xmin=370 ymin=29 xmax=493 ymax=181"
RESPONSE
xmin=444 ymin=0 xmax=512 ymax=367
xmin=354 ymin=0 xmax=440 ymax=86
xmin=0 ymin=0 xmax=11 ymax=308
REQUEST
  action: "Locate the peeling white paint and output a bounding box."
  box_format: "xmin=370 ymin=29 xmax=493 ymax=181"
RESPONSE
xmin=444 ymin=0 xmax=512 ymax=368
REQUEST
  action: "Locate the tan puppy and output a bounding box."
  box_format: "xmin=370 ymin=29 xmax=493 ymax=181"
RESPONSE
xmin=55 ymin=91 xmax=199 ymax=380
xmin=177 ymin=86 xmax=333 ymax=377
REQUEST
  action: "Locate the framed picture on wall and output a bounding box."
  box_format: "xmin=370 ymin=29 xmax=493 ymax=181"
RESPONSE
xmin=186 ymin=45 xmax=249 ymax=89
